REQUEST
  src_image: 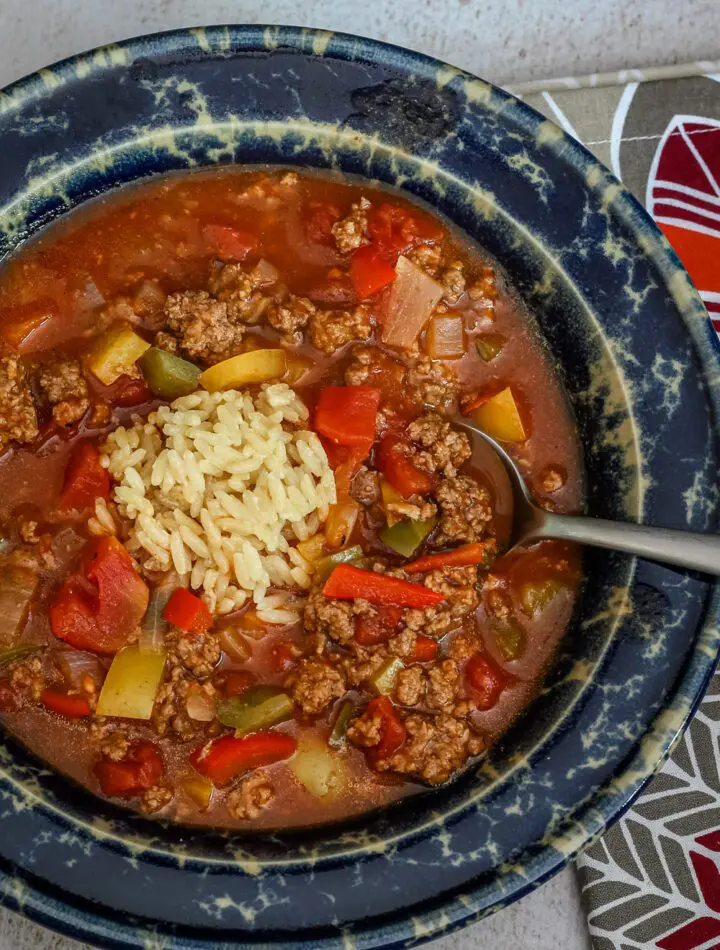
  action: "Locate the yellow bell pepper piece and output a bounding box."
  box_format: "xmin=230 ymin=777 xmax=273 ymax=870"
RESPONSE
xmin=199 ymin=349 xmax=287 ymax=393
xmin=181 ymin=773 xmax=214 ymax=810
xmin=87 ymin=323 xmax=151 ymax=386
xmin=95 ymin=645 xmax=166 ymax=720
xmin=472 ymin=387 xmax=527 ymax=442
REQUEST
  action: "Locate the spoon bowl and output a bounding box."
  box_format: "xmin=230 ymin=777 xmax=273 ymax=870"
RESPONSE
xmin=459 ymin=420 xmax=720 ymax=575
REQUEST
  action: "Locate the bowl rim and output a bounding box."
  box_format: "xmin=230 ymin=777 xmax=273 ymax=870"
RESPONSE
xmin=0 ymin=22 xmax=718 ymax=950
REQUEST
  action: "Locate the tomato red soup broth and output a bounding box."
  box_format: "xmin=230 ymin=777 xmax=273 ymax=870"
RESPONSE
xmin=0 ymin=168 xmax=581 ymax=829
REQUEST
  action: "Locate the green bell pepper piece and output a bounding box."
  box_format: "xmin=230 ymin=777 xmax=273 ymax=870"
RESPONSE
xmin=492 ymin=619 xmax=526 ymax=661
xmin=475 ymin=334 xmax=505 ymax=363
xmin=217 ymin=685 xmax=295 ymax=736
xmin=328 ymin=700 xmax=356 ymax=748
xmin=380 ymin=516 xmax=436 ymax=558
xmin=315 ymin=545 xmax=364 ymax=583
xmin=138 ymin=347 xmax=202 ymax=400
xmin=369 ymin=657 xmax=404 ymax=696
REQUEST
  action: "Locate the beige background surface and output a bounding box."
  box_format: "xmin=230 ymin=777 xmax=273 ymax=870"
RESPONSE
xmin=0 ymin=0 xmax=717 ymax=947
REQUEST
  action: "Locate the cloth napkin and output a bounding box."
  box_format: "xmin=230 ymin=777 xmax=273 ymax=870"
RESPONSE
xmin=508 ymin=62 xmax=720 ymax=950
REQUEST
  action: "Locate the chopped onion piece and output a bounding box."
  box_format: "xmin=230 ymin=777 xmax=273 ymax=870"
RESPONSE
xmin=186 ymin=683 xmax=217 ymax=722
xmin=0 ymin=567 xmax=38 ymax=647
xmin=56 ymin=649 xmax=104 ymax=688
xmin=381 ymin=256 xmax=443 ymax=350
xmin=139 ymin=573 xmax=182 ymax=654
xmin=425 ymin=314 xmax=466 ymax=359
xmin=218 ymin=626 xmax=251 ymax=662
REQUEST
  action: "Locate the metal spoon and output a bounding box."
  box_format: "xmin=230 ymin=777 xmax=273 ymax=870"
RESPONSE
xmin=459 ymin=421 xmax=720 ymax=575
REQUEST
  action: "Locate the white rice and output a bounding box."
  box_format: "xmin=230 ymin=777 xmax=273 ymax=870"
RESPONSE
xmin=101 ymin=384 xmax=335 ymax=618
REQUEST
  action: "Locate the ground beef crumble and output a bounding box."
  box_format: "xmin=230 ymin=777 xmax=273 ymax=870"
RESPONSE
xmin=227 ymin=770 xmax=275 ymax=820
xmin=169 ymin=630 xmax=221 ymax=680
xmin=0 ymin=355 xmax=38 ymax=450
xmin=373 ymin=712 xmax=484 ymax=785
xmin=286 ymin=657 xmax=347 ymax=715
xmin=8 ymin=656 xmax=45 ymax=701
xmin=351 ymin=468 xmax=381 ymax=506
xmin=141 ymin=784 xmax=173 ymax=814
xmin=303 ymin=586 xmax=373 ymax=645
xmin=433 ymin=475 xmax=493 ymax=547
xmin=207 ymin=261 xmax=278 ymax=325
xmin=406 ymin=411 xmax=471 ymax=476
xmin=309 ymin=305 xmax=373 ymax=354
xmin=38 ymin=360 xmax=90 ymax=427
xmin=440 ymin=261 xmax=466 ymax=304
xmin=404 ymin=355 xmax=458 ymax=413
xmin=331 ymin=197 xmax=370 ymax=254
xmin=163 ymin=290 xmax=243 ymax=365
xmin=344 ymin=345 xmax=406 ymax=390
xmin=267 ymin=295 xmax=315 ymax=344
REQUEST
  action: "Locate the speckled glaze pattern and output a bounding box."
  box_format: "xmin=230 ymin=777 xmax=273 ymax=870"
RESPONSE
xmin=0 ymin=25 xmax=718 ymax=950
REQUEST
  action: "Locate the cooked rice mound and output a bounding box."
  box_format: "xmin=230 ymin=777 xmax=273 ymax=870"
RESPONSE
xmin=101 ymin=384 xmax=336 ymax=618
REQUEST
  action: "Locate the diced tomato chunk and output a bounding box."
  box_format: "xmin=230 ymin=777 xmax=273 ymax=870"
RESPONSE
xmin=40 ymin=688 xmax=91 ymax=718
xmin=411 ymin=636 xmax=439 ymax=663
xmin=50 ymin=537 xmax=149 ymax=654
xmin=163 ymin=588 xmax=212 ymax=633
xmin=58 ymin=442 xmax=110 ymax=512
xmin=355 ymin=606 xmax=403 ymax=646
xmin=190 ymin=732 xmax=297 ymax=787
xmin=466 ymin=653 xmax=511 ymax=710
xmin=94 ymin=741 xmax=164 ymax=798
xmin=349 ymin=245 xmax=397 ymax=300
xmin=366 ymin=696 xmax=406 ymax=761
xmin=367 ymin=203 xmax=444 ymax=259
xmin=314 ymin=386 xmax=380 ymax=451
xmin=376 ymin=434 xmax=435 ymax=498
xmin=202 ymin=224 xmax=258 ymax=262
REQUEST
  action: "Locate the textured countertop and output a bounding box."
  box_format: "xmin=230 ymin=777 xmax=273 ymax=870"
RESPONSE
xmin=1 ymin=0 xmax=716 ymax=947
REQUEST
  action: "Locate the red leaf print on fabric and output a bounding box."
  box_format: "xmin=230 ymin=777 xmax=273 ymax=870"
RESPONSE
xmin=696 ymin=831 xmax=720 ymax=853
xmin=657 ymin=917 xmax=720 ymax=949
xmin=690 ymin=851 xmax=720 ymax=912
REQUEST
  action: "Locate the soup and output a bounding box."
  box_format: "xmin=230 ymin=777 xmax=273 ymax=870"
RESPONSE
xmin=0 ymin=168 xmax=581 ymax=828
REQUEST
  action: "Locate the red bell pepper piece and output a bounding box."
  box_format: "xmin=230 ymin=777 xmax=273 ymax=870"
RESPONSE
xmin=58 ymin=442 xmax=110 ymax=511
xmin=404 ymin=542 xmax=496 ymax=574
xmin=314 ymin=386 xmax=380 ymax=451
xmin=163 ymin=588 xmax=212 ymax=633
xmin=40 ymin=688 xmax=91 ymax=718
xmin=94 ymin=741 xmax=164 ymax=798
xmin=349 ymin=244 xmax=397 ymax=300
xmin=376 ymin=434 xmax=435 ymax=498
xmin=50 ymin=537 xmax=149 ymax=654
xmin=466 ymin=653 xmax=510 ymax=710
xmin=355 ymin=606 xmax=403 ymax=646
xmin=411 ymin=636 xmax=439 ymax=663
xmin=319 ymin=438 xmax=371 ymax=473
xmin=305 ymin=202 xmax=342 ymax=245
xmin=202 ymin=224 xmax=258 ymax=262
xmin=367 ymin=203 xmax=443 ymax=259
xmin=366 ymin=696 xmax=406 ymax=759
xmin=190 ymin=732 xmax=297 ymax=787
xmin=323 ymin=564 xmax=444 ymax=609
xmin=222 ymin=670 xmax=256 ymax=697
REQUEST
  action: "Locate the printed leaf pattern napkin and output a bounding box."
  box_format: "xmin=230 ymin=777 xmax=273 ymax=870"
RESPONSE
xmin=508 ymin=62 xmax=720 ymax=949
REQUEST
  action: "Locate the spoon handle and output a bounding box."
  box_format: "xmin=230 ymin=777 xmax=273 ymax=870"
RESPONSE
xmin=539 ymin=513 xmax=720 ymax=575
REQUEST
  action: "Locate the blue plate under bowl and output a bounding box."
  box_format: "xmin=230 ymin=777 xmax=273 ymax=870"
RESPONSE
xmin=0 ymin=25 xmax=718 ymax=950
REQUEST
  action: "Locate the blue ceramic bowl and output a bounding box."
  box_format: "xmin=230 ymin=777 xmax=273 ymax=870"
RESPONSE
xmin=0 ymin=25 xmax=718 ymax=950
